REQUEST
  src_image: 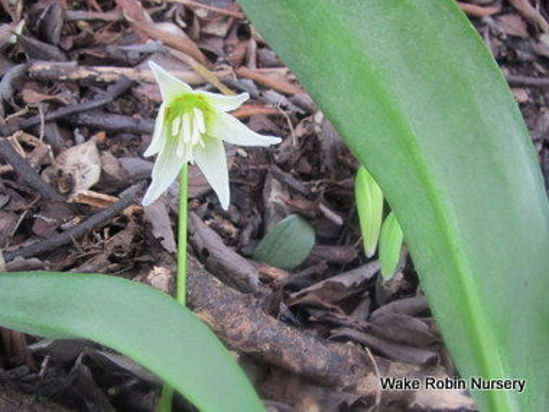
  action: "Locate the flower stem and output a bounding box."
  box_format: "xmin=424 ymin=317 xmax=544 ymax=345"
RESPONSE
xmin=159 ymin=386 xmax=174 ymax=412
xmin=177 ymin=163 xmax=189 ymax=305
xmin=159 ymin=164 xmax=189 ymax=412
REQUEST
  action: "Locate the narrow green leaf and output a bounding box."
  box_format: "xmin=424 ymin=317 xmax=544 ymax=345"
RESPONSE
xmin=378 ymin=212 xmax=403 ymax=279
xmin=0 ymin=272 xmax=264 ymax=412
xmin=237 ymin=1 xmax=549 ymax=411
xmin=355 ymin=166 xmax=384 ymax=257
xmin=253 ymin=214 xmax=315 ymax=270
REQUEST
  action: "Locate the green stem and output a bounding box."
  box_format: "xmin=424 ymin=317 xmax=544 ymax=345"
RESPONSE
xmin=159 ymin=164 xmax=189 ymax=412
xmin=159 ymin=386 xmax=174 ymax=412
xmin=177 ymin=163 xmax=189 ymax=305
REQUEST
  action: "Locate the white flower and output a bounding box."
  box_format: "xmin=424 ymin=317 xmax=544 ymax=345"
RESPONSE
xmin=142 ymin=61 xmax=282 ymax=208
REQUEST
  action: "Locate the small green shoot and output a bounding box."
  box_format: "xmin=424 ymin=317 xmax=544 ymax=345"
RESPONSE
xmin=253 ymin=214 xmax=315 ymax=270
xmin=379 ymin=213 xmax=403 ymax=279
xmin=355 ymin=166 xmax=384 ymax=258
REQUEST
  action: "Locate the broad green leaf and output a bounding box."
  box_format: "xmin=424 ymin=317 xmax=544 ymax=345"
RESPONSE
xmin=237 ymin=1 xmax=549 ymax=411
xmin=355 ymin=166 xmax=384 ymax=257
xmin=0 ymin=272 xmax=264 ymax=412
xmin=378 ymin=212 xmax=404 ymax=279
xmin=253 ymin=214 xmax=315 ymax=270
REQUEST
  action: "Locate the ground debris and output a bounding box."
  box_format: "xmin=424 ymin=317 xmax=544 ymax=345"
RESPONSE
xmin=0 ymin=0 xmax=546 ymax=409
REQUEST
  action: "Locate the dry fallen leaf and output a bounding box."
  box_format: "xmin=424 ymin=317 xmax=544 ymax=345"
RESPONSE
xmin=42 ymin=138 xmax=101 ymax=199
xmin=145 ymin=266 xmax=173 ymax=293
xmin=512 ymin=87 xmax=529 ymax=103
xmin=412 ymin=388 xmax=475 ymax=410
xmin=21 ymin=88 xmax=71 ymax=105
xmin=0 ymin=19 xmax=23 ymax=49
xmin=532 ymin=34 xmax=549 ymax=58
xmin=495 ymin=14 xmax=529 ymax=38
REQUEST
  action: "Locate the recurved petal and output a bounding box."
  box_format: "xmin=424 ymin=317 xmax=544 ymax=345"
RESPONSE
xmin=142 ymin=140 xmax=189 ymax=206
xmin=149 ymin=61 xmax=192 ymax=101
xmin=193 ymin=137 xmax=230 ymax=210
xmin=196 ymin=91 xmax=249 ymax=112
xmin=208 ymin=111 xmax=282 ymax=147
xmin=144 ymin=103 xmax=167 ymax=157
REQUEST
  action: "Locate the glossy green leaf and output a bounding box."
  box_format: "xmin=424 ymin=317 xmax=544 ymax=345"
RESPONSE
xmin=355 ymin=166 xmax=384 ymax=257
xmin=378 ymin=212 xmax=404 ymax=279
xmin=0 ymin=272 xmax=264 ymax=412
xmin=237 ymin=1 xmax=549 ymax=411
xmin=253 ymin=214 xmax=315 ymax=270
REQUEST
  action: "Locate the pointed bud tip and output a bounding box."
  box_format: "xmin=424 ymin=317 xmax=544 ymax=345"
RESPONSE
xmin=364 ymin=248 xmax=376 ymax=259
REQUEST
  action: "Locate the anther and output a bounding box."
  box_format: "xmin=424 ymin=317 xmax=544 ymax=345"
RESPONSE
xmin=191 ymin=120 xmax=200 ymax=145
xmin=193 ymin=108 xmax=206 ymax=134
xmin=172 ymin=116 xmax=181 ymax=136
xmin=182 ymin=113 xmax=191 ymax=144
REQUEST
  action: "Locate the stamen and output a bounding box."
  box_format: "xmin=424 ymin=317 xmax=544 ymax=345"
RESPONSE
xmin=181 ymin=113 xmax=191 ymax=144
xmin=171 ymin=116 xmax=181 ymax=136
xmin=193 ymin=108 xmax=206 ymax=134
xmin=191 ymin=119 xmax=200 ymax=145
xmin=177 ymin=115 xmax=189 ymax=156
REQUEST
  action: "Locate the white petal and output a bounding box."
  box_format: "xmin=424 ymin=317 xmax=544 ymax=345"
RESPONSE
xmin=177 ymin=135 xmax=187 ymax=157
xmin=196 ymin=91 xmax=249 ymax=112
xmin=197 ymin=136 xmax=206 ymax=148
xmin=193 ymin=108 xmax=206 ymax=134
xmin=193 ymin=137 xmax=230 ymax=209
xmin=149 ymin=61 xmax=192 ymax=101
xmin=208 ymin=111 xmax=282 ymax=146
xmin=142 ymin=141 xmax=189 ymax=206
xmin=144 ymin=103 xmax=166 ymax=157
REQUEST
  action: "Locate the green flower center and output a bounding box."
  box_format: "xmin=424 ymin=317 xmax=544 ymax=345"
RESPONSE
xmin=164 ymin=94 xmax=210 ymax=156
xmin=165 ymin=95 xmax=209 ymax=135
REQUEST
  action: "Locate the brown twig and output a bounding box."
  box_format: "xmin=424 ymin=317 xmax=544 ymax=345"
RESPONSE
xmin=64 ymin=9 xmax=124 ymax=22
xmin=236 ymin=66 xmax=303 ymax=95
xmin=65 ymin=106 xmax=264 ymax=132
xmin=5 ymin=76 xmax=132 ymax=135
xmin=0 ymin=139 xmax=63 ymax=202
xmin=508 ymin=0 xmax=549 ymax=32
xmin=225 ymin=104 xmax=280 ymax=119
xmin=65 ymin=110 xmax=154 ymax=134
xmin=168 ymin=48 xmax=235 ymax=95
xmin=457 ymin=2 xmax=501 ymax=18
xmin=27 ymin=61 xmax=232 ymax=85
xmin=308 ymin=245 xmax=357 ymax=265
xmin=332 ymin=328 xmax=437 ymax=366
xmin=176 ymin=0 xmax=245 ymax=19
xmin=186 ymin=255 xmax=372 ymax=388
xmin=370 ymin=295 xmax=428 ymax=320
xmin=3 ymin=183 xmax=142 ymax=262
xmin=188 ymin=212 xmax=260 ymax=293
xmin=271 ymin=165 xmax=312 ymax=198
xmin=132 ymin=21 xmax=209 ymax=66
xmin=27 ymin=61 xmax=290 ymax=88
xmin=117 ymin=0 xmax=209 ymax=66
xmin=506 ymin=74 xmax=549 ymax=88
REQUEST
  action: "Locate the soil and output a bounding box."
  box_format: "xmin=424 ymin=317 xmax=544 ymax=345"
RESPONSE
xmin=0 ymin=1 xmax=547 ymax=411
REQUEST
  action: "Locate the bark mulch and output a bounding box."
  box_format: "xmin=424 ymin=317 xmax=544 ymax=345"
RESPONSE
xmin=0 ymin=1 xmax=547 ymax=410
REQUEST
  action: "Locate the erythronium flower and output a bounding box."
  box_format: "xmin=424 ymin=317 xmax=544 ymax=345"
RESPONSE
xmin=142 ymin=61 xmax=282 ymax=208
